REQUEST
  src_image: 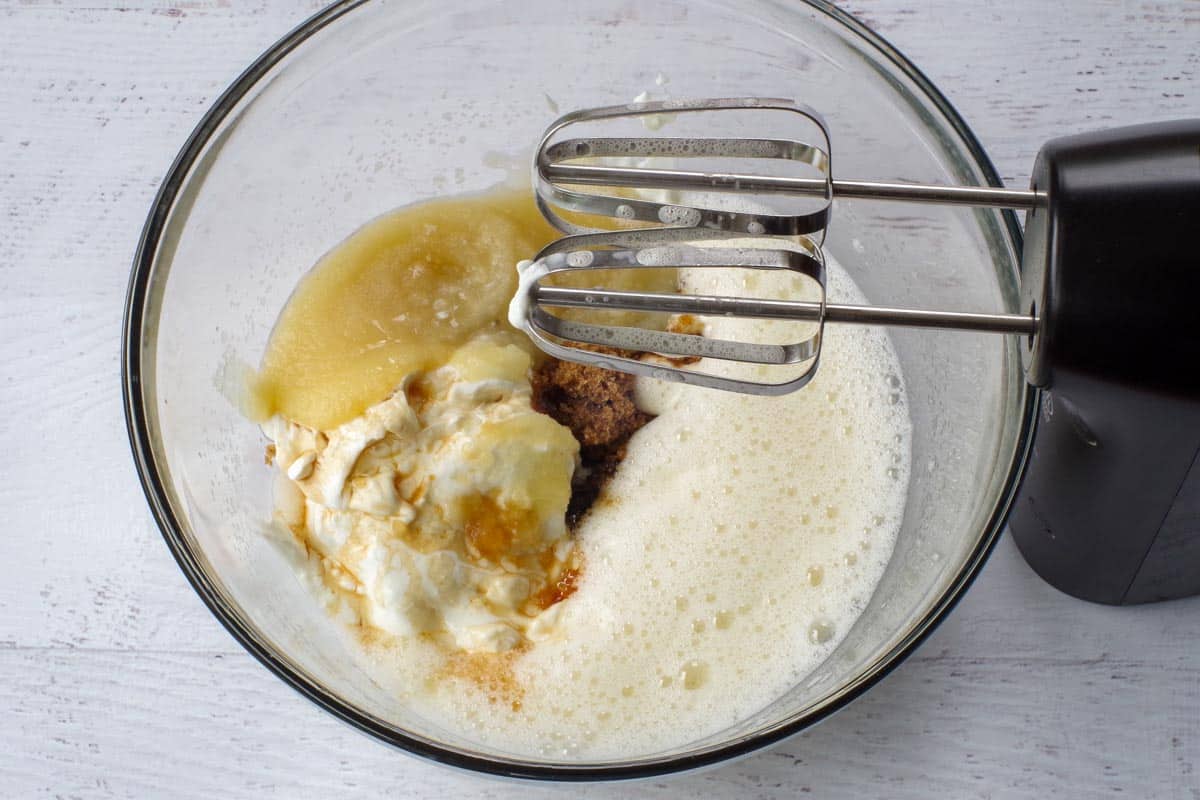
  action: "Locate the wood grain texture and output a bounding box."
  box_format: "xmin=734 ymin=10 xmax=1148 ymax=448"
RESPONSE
xmin=1 ymin=1 xmax=1197 ymax=797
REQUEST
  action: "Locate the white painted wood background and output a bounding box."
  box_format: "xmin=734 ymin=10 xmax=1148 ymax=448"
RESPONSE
xmin=2 ymin=0 xmax=1197 ymax=797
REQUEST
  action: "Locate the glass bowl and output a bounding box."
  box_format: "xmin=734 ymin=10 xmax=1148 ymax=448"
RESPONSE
xmin=123 ymin=0 xmax=1035 ymax=780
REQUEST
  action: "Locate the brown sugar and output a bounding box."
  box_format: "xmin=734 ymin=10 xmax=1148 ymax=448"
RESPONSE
xmin=530 ymin=347 xmax=648 ymax=449
xmin=530 ymin=347 xmax=653 ymax=526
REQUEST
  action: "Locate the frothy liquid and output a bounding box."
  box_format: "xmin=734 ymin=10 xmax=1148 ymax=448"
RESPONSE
xmin=366 ymin=254 xmax=911 ymax=758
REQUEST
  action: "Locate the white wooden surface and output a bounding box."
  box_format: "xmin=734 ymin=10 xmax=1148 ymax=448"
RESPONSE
xmin=2 ymin=1 xmax=1198 ymax=797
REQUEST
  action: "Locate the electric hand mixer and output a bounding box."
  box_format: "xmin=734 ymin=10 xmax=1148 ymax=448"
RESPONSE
xmin=510 ymin=97 xmax=1200 ymax=605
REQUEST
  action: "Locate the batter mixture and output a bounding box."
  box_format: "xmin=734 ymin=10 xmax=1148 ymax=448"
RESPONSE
xmin=253 ymin=188 xmax=911 ymax=758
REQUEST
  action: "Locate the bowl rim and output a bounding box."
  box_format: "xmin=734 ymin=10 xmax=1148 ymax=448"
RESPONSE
xmin=122 ymin=0 xmax=1037 ymax=781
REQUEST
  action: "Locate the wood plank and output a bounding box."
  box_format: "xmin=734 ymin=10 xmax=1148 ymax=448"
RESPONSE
xmin=3 ymin=610 xmax=1196 ymax=797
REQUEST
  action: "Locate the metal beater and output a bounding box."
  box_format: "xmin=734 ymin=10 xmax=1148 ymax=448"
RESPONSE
xmin=515 ymin=97 xmax=1049 ymax=393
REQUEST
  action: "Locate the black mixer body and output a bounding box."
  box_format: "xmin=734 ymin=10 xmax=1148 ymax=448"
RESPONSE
xmin=1011 ymin=120 xmax=1200 ymax=604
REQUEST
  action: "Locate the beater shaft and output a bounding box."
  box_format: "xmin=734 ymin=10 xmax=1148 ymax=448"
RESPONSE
xmin=534 ymin=286 xmax=1038 ymax=336
xmin=545 ymin=163 xmax=1044 ymax=209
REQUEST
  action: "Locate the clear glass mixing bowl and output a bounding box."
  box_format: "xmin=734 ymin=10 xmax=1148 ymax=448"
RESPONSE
xmin=123 ymin=0 xmax=1035 ymax=780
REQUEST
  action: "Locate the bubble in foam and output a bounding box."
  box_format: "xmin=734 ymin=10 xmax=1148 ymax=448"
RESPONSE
xmin=679 ymin=660 xmax=708 ymax=690
xmin=657 ymin=205 xmax=702 ymax=226
xmin=566 ymin=250 xmax=595 ymax=268
xmin=808 ymin=620 xmax=836 ymax=645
